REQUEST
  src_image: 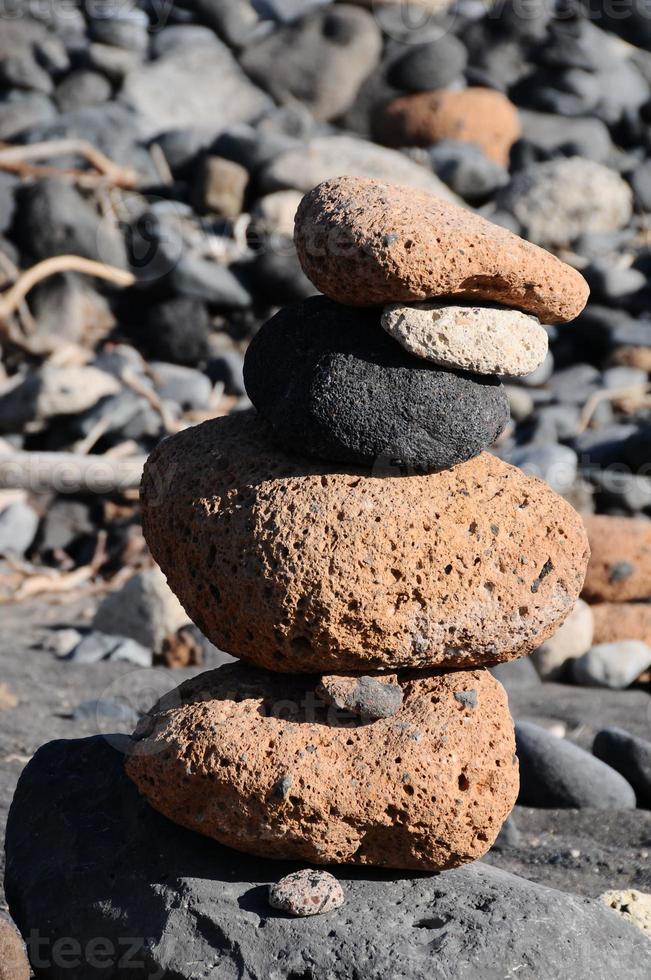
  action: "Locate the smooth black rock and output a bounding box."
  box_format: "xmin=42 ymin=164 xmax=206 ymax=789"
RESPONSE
xmin=136 ymin=296 xmax=211 ymax=366
xmin=243 ymin=297 xmax=509 ymax=471
xmin=593 ymin=727 xmax=651 ymax=807
xmin=388 ymin=36 xmax=467 ymax=92
xmin=515 ymin=721 xmax=637 ymax=809
xmin=5 ymin=735 xmax=651 ymax=980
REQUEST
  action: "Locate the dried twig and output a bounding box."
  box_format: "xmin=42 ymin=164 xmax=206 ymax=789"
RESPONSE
xmin=578 ymin=383 xmax=651 ymax=432
xmin=0 ymin=255 xmax=134 ymax=321
xmin=121 ymin=368 xmax=184 ymax=434
xmin=0 ymin=139 xmax=139 ymax=189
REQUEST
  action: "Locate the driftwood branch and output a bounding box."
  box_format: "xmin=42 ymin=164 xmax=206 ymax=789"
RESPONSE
xmin=0 ymin=255 xmax=135 ymax=322
xmin=0 ymin=452 xmax=145 ymax=493
xmin=0 ymin=139 xmax=139 ymax=188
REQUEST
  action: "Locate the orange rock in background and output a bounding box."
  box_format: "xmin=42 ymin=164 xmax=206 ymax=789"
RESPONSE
xmin=582 ymin=515 xmax=651 ymax=603
xmin=592 ymin=602 xmax=651 ymax=646
xmin=372 ymin=87 xmax=521 ymax=165
xmin=126 ymin=663 xmax=518 ymax=871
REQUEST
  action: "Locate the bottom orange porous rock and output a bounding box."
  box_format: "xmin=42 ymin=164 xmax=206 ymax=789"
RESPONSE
xmin=125 ymin=662 xmax=518 ymax=871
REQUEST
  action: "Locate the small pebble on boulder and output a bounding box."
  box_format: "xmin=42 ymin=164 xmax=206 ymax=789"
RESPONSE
xmin=268 ymin=870 xmax=345 ymax=917
xmin=381 ymin=302 xmax=548 ymax=377
xmin=317 ymin=673 xmax=403 ymax=719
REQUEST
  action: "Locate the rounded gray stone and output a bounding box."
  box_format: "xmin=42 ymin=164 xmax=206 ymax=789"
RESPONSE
xmin=515 ymin=721 xmax=637 ymax=809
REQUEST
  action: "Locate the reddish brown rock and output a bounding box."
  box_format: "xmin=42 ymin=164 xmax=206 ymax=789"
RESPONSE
xmin=592 ymin=602 xmax=651 ymax=646
xmin=0 ymin=919 xmax=29 ymax=980
xmin=294 ymin=177 xmax=589 ymax=322
xmin=126 ymin=662 xmax=518 ymax=870
xmin=373 ymin=87 xmax=521 ymax=166
xmin=141 ymin=411 xmax=590 ymax=673
xmin=582 ymin=515 xmax=651 ymax=603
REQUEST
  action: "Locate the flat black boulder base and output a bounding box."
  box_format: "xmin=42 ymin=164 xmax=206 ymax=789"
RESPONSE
xmin=243 ymin=296 xmax=509 ymax=472
xmin=5 ymin=737 xmax=651 ymax=980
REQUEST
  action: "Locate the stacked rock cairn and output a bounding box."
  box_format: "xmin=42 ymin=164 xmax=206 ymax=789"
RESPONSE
xmin=127 ymin=177 xmax=592 ymax=892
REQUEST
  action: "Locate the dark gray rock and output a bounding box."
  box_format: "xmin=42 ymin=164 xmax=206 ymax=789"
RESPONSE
xmin=593 ymin=728 xmax=651 ymax=808
xmin=429 ymin=140 xmax=508 ymax=204
xmin=490 ymin=657 xmax=541 ymax=691
xmin=135 ymin=297 xmax=210 ymax=367
xmin=243 ymin=296 xmax=509 ymax=471
xmin=5 ymin=735 xmax=651 ymax=979
xmin=89 ymin=10 xmax=149 ymax=52
xmin=170 ymin=254 xmax=252 ymax=308
xmin=239 ymin=5 xmax=381 ymax=122
xmin=490 ymin=814 xmax=521 ymax=850
xmin=206 ymin=350 xmax=246 ymax=396
xmin=14 ymin=177 xmax=127 ymax=268
xmin=388 ymin=36 xmax=467 ymax=92
xmin=0 ymin=19 xmax=68 ymax=95
xmin=0 ymin=92 xmax=57 ymax=141
xmin=150 ymin=362 xmax=213 ymax=411
xmin=515 ymin=721 xmax=637 ymax=809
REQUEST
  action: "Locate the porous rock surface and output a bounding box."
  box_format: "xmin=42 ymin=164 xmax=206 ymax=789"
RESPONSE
xmin=294 ymin=176 xmax=589 ymax=322
xmin=373 ymin=87 xmax=521 ymax=165
xmin=381 ymin=301 xmax=548 ymax=376
xmin=126 ymin=662 xmax=518 ymax=869
xmin=600 ymin=890 xmax=651 ymax=939
xmin=243 ymin=296 xmax=510 ymax=470
xmin=6 ymin=736 xmax=651 ymax=980
xmin=582 ymin=514 xmax=651 ymax=602
xmin=140 ymin=411 xmax=590 ymax=673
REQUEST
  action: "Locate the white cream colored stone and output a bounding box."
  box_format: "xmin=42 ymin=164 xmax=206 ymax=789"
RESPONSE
xmin=251 ymin=190 xmax=303 ymax=238
xmin=600 ymin=889 xmax=651 ymax=938
xmin=381 ymin=302 xmax=548 ymax=377
xmin=531 ymin=598 xmax=594 ymax=680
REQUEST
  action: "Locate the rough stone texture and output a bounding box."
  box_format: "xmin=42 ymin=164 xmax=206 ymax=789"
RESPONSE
xmin=572 ymin=640 xmax=651 ymax=689
xmin=531 ymin=598 xmax=594 ymax=679
xmin=0 ymin=918 xmax=29 ymax=980
xmin=496 ymin=157 xmax=634 ymax=248
xmin=373 ymin=87 xmax=521 ymax=166
xmin=600 ymin=890 xmax=651 ymax=938
xmin=243 ymin=297 xmax=510 ymax=470
xmin=140 ymin=411 xmax=590 ymax=673
xmin=240 ymin=5 xmax=381 ymax=122
xmin=582 ymin=514 xmax=651 ymax=602
xmin=6 ymin=736 xmax=651 ymax=980
xmin=126 ymin=662 xmax=518 ymax=870
xmin=593 ymin=601 xmax=651 ymax=645
xmin=593 ymin=728 xmax=651 ymax=808
xmin=268 ymin=870 xmax=345 ymax=917
xmin=316 ymin=673 xmax=403 ymax=719
xmin=92 ymin=566 xmax=189 ymax=654
xmin=294 ymin=176 xmax=590 ymax=322
xmin=381 ymin=302 xmax=548 ymax=377
xmin=515 ymin=721 xmax=637 ymax=809
xmin=261 ymin=134 xmax=459 ymax=198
